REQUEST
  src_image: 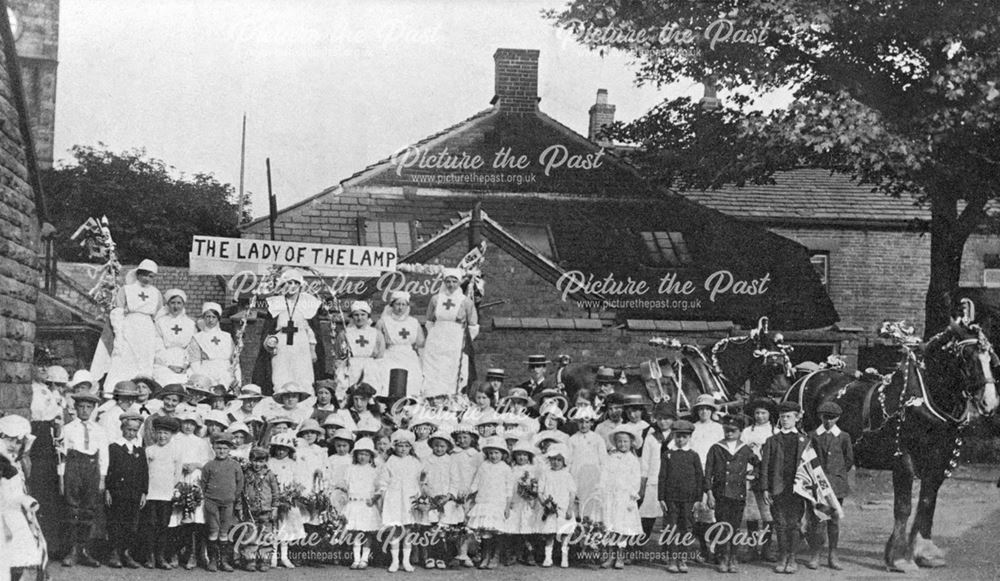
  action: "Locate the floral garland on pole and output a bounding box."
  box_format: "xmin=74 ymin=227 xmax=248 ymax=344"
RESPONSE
xmin=229 ymin=264 xmax=283 ymax=393
xmin=70 ymin=216 xmax=122 ymax=314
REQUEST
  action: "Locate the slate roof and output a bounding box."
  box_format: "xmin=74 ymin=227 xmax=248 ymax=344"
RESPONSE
xmin=679 ymin=169 xmax=928 ymax=225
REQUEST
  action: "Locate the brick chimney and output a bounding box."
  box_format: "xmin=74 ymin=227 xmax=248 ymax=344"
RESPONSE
xmin=588 ymin=89 xmax=615 ymax=146
xmin=492 ymin=48 xmax=539 ymax=114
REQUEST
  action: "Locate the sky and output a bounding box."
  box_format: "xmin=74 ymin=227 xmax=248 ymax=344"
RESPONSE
xmin=54 ymin=0 xmax=784 ymax=219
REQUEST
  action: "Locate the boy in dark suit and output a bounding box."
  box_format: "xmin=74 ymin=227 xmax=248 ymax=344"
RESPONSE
xmin=761 ymin=401 xmax=809 ymax=574
xmin=704 ymin=415 xmax=758 ymax=573
xmin=658 ymin=420 xmax=703 ymax=573
xmin=105 ymin=412 xmax=148 ymax=568
xmin=805 ymin=402 xmax=854 ymax=570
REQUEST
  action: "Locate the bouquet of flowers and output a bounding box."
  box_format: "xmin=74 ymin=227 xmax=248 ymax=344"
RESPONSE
xmin=440 ymin=523 xmax=477 ymax=544
xmin=172 ymin=482 xmax=203 ymax=520
xmin=539 ymin=495 xmax=559 ymax=521
xmin=411 ymin=492 xmax=433 ymax=514
xmin=453 ymin=491 xmax=477 ymax=506
xmin=516 ymin=473 xmax=539 ymax=501
xmin=301 ymin=488 xmax=332 ymax=516
xmin=320 ymin=507 xmax=348 ymax=536
xmin=429 ymin=494 xmax=450 ymax=513
xmin=275 ymin=482 xmax=306 ymax=515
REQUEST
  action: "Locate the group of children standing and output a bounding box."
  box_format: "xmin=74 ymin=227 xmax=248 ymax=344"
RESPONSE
xmin=44 ymin=368 xmax=853 ymax=576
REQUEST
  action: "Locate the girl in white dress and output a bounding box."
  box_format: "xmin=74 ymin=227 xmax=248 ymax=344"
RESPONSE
xmin=339 ymin=438 xmax=381 ymax=569
xmin=420 ymin=269 xmax=479 ymax=399
xmin=506 ymin=439 xmax=538 ymax=566
xmin=169 ymin=412 xmax=212 ymax=570
xmin=445 ymin=423 xmax=481 ymax=567
xmin=188 ymin=302 xmax=238 ymax=390
xmin=0 ymin=415 xmax=45 ymax=581
xmin=537 ymin=444 xmax=577 ymax=568
xmin=741 ymin=399 xmax=776 ymax=559
xmin=376 ymin=292 xmax=424 ymax=398
xmin=599 ymin=425 xmax=642 ymax=570
xmin=466 ymin=436 xmax=512 ymax=570
xmin=268 ymin=433 xmax=306 ymax=569
xmin=154 ymin=288 xmax=196 ymax=386
xmin=639 ymin=404 xmax=676 ymax=538
xmin=102 ymin=259 xmax=162 ymax=397
xmin=323 ymin=429 xmax=355 ymax=513
xmin=567 ymin=406 xmax=606 ymax=522
xmin=376 ymin=430 xmax=423 ymax=572
xmin=418 ymin=432 xmax=453 ymax=569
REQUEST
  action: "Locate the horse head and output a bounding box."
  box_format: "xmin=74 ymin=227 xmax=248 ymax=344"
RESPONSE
xmin=711 ymin=316 xmax=795 ymax=398
xmin=920 ymin=314 xmax=999 ymax=420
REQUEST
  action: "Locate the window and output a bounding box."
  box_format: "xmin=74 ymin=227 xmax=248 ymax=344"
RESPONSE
xmin=810 ymin=252 xmax=829 ymax=286
xmin=361 ymin=219 xmax=413 ymax=255
xmin=640 ymin=231 xmax=692 ymax=267
xmin=507 ymin=223 xmax=557 ymax=260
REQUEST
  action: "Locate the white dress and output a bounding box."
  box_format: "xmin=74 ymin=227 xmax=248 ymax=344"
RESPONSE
xmin=265 ymin=293 xmax=322 ymax=393
xmin=344 ymin=324 xmax=386 ymax=396
xmin=103 ymin=282 xmax=162 ymax=396
xmin=168 ymin=433 xmax=212 ymax=527
xmin=270 ymin=457 xmax=307 ymax=540
xmin=323 ymin=454 xmax=353 ymax=511
xmin=507 ymin=464 xmax=537 ymax=535
xmin=599 ymin=451 xmax=642 ymax=536
xmin=377 ymin=455 xmax=423 ymax=527
xmin=568 ymin=430 xmax=606 ymax=520
xmin=154 ymin=312 xmax=196 ymax=386
xmin=690 ymin=420 xmax=724 ymax=523
xmin=420 ymin=290 xmax=475 ymax=398
xmin=340 ymin=464 xmax=381 ymax=532
xmin=466 ymin=461 xmax=512 ymax=533
xmin=189 ymin=325 xmax=238 ymax=389
xmin=536 ymin=468 xmax=576 ymax=536
xmin=418 ymin=453 xmax=452 ymax=525
xmin=444 ymin=447 xmax=482 ymax=524
xmin=0 ymin=458 xmax=45 ymax=569
xmin=379 ymin=316 xmax=423 ymax=396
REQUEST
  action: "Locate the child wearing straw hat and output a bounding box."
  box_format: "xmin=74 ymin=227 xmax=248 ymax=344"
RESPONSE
xmin=339 ymin=437 xmax=382 ymax=569
xmin=467 ymin=435 xmax=513 ymax=569
xmin=419 ymin=431 xmax=455 ymax=568
xmin=268 ymin=433 xmax=305 ymax=568
xmin=567 ymin=404 xmax=605 ymax=523
xmin=445 ymin=423 xmax=481 ymax=568
xmin=377 ymin=430 xmax=423 ymax=572
xmin=536 ymin=443 xmax=577 ymax=568
xmin=599 ymin=424 xmax=642 ymax=570
xmin=505 ymin=439 xmax=539 ymax=566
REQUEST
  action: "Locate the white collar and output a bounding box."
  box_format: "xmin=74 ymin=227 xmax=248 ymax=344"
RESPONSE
xmin=116 ymin=437 xmax=142 ymax=448
xmin=815 ymin=424 xmax=842 ymax=437
xmin=777 ymin=427 xmax=798 ymax=434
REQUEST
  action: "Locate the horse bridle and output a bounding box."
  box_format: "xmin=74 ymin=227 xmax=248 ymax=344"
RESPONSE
xmin=942 ymin=334 xmax=997 ymax=418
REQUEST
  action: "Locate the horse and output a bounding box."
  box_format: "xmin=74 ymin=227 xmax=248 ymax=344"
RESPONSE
xmin=558 ymin=339 xmax=729 ymax=417
xmin=784 ymin=316 xmax=999 ymax=572
xmin=707 ymin=316 xmax=795 ymax=402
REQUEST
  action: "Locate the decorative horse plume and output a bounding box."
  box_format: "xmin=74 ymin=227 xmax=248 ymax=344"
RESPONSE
xmin=960 ymin=298 xmax=976 ymax=325
xmin=879 ymin=320 xmax=921 ymax=347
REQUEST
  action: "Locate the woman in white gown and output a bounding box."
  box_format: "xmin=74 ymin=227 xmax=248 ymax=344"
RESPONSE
xmin=103 ymin=259 xmax=162 ymax=397
xmin=421 ymin=269 xmax=479 ymax=398
xmin=341 ymin=301 xmax=386 ymax=397
xmin=153 ymin=288 xmax=196 ymax=386
xmin=375 ymin=291 xmax=424 ymax=397
xmin=187 ymin=302 xmax=239 ymax=389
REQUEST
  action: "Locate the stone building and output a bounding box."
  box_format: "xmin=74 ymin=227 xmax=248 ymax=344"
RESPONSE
xmin=0 ymin=0 xmax=49 ymax=416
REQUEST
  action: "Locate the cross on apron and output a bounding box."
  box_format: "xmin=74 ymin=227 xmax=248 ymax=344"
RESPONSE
xmin=355 ymin=335 xmax=370 ymax=347
xmin=211 ymin=336 xmax=221 ymax=345
xmin=171 ymin=325 xmax=182 ymax=335
xmin=442 ymin=298 xmax=456 ymax=310
xmin=281 ymin=320 xmax=299 ymax=345
xmin=138 ymin=291 xmax=149 ymax=301
xmin=398 ymin=328 xmax=410 ymax=339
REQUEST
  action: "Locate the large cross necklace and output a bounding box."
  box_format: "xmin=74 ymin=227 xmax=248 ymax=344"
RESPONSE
xmin=280 ymin=294 xmax=301 ymax=346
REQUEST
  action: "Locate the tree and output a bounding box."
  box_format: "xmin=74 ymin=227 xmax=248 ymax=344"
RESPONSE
xmin=546 ymin=1 xmax=1000 ymax=337
xmin=42 ymin=145 xmax=250 ymax=266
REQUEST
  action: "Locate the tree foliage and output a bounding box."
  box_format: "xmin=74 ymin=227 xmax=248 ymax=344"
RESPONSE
xmin=547 ymin=0 xmax=1000 ymax=335
xmin=42 ymin=145 xmax=249 ymax=267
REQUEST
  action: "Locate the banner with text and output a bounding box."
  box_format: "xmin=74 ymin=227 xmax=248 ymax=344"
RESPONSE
xmin=189 ymin=235 xmax=397 ymax=277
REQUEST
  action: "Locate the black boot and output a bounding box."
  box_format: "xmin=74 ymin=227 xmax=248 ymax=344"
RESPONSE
xmin=206 ymin=540 xmax=219 ymax=572
xmin=763 ymin=521 xmax=779 ymax=562
xmin=744 ymin=520 xmax=760 ymax=562
xmin=219 ymin=540 xmax=235 ymax=572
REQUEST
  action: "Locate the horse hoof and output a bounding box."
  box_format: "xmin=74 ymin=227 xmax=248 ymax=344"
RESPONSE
xmin=887 ymin=559 xmax=919 ymax=573
xmin=915 ymin=555 xmax=947 ymax=569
